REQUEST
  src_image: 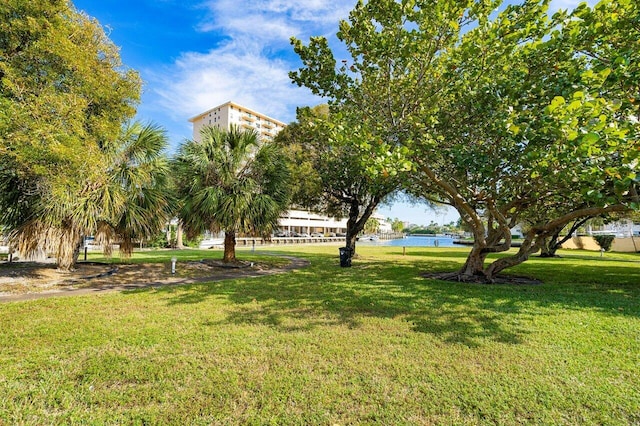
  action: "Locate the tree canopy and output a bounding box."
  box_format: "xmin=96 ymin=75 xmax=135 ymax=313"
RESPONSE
xmin=174 ymin=126 xmax=291 ymax=263
xmin=275 ymin=105 xmax=404 ymax=256
xmin=291 ymin=0 xmax=639 ymax=280
xmin=95 ymin=122 xmax=173 ymax=258
xmin=0 ymin=0 xmax=142 ymax=269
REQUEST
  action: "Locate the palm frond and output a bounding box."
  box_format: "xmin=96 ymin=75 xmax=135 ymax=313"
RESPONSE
xmin=173 ymin=126 xmax=291 ymax=260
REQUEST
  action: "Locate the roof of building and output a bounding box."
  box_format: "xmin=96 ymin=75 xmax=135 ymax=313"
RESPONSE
xmin=188 ymin=101 xmax=287 ymax=126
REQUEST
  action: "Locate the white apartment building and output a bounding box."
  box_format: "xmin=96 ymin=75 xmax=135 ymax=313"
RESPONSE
xmin=189 ymin=102 xmax=392 ymax=238
xmin=188 ymin=101 xmax=286 ymax=142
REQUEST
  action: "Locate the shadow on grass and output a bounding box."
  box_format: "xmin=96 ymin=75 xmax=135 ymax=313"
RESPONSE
xmin=137 ymin=250 xmax=639 ymax=347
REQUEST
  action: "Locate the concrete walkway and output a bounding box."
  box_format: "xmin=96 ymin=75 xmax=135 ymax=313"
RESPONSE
xmin=0 ymin=255 xmax=310 ymax=304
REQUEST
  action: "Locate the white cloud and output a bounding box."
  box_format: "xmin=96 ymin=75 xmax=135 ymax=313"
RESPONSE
xmin=152 ymin=0 xmax=352 ymax=131
xmin=220 ymin=14 xmax=299 ymax=44
xmin=202 ymin=0 xmax=352 ymax=32
xmin=151 ymin=0 xmax=604 ymax=143
xmin=153 ymin=39 xmax=315 ymax=125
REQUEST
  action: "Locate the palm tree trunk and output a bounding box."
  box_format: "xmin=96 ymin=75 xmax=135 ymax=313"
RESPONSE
xmin=120 ymin=236 xmax=134 ymax=258
xmin=223 ymin=230 xmax=236 ymax=263
xmin=166 ymin=225 xmax=172 ymax=248
xmin=176 ymin=222 xmax=184 ymax=249
xmin=57 ymin=228 xmax=83 ymax=271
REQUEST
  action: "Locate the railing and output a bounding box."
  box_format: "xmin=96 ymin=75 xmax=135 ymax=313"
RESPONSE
xmin=235 ymin=237 xmax=346 ymax=246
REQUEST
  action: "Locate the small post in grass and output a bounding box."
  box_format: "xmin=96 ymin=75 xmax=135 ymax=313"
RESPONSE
xmin=403 ymin=246 xmax=406 ymax=256
xmin=171 ymin=257 xmax=177 ymax=274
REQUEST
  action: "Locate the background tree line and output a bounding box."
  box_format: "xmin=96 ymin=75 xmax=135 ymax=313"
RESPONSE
xmin=1 ymin=0 xmax=637 ymax=279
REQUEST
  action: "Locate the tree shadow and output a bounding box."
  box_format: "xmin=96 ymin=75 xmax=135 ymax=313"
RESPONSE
xmin=398 ymin=249 xmax=472 ymax=259
xmin=139 ymin=251 xmax=639 ymax=347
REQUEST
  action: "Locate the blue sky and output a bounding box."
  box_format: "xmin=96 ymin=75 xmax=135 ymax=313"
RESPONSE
xmin=72 ymin=0 xmax=587 ymax=226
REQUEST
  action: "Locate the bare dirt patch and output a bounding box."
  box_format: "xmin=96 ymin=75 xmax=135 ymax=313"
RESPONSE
xmin=0 ymin=259 xmax=289 ymax=297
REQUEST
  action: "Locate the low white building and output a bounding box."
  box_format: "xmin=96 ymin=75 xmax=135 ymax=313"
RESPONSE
xmin=278 ymin=210 xmax=347 ymax=235
xmin=590 ymin=219 xmax=640 ymax=237
xmin=278 ymin=210 xmax=391 ymax=235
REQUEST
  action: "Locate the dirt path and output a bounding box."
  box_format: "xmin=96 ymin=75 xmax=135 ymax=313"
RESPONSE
xmin=0 ymin=255 xmax=310 ymax=303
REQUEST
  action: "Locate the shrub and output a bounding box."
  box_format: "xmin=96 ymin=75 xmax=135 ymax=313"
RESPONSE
xmin=593 ymin=234 xmax=615 ymax=252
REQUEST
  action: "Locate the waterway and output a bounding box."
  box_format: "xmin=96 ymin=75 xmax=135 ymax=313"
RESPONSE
xmin=359 ymin=235 xmax=457 ymax=248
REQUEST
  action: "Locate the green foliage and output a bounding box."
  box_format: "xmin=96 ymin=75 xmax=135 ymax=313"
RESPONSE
xmin=147 ymin=230 xmax=171 ymax=249
xmin=0 ymin=0 xmax=141 ymax=269
xmin=174 ymin=126 xmax=291 ymax=262
xmin=363 ymin=217 xmax=380 ymax=234
xmin=273 ymin=105 xmax=328 ymax=211
xmin=275 ymin=105 xmax=404 ymax=253
xmin=147 ymin=226 xmax=201 ymax=249
xmin=593 ymin=234 xmax=616 ymax=251
xmin=182 ymin=234 xmax=203 ymax=248
xmin=96 ymin=121 xmax=173 ymax=258
xmin=0 ymin=0 xmax=140 ymax=175
xmin=390 ymin=217 xmax=404 ymax=233
xmin=407 ymin=228 xmax=436 ymax=235
xmin=291 ymin=0 xmax=639 ymax=280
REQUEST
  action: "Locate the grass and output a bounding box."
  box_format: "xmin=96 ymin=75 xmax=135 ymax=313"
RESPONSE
xmin=82 ymin=247 xmax=292 ymax=267
xmin=0 ymin=245 xmax=639 ymax=424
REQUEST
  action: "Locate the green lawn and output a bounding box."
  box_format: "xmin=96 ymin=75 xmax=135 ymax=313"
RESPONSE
xmin=1 ymin=245 xmax=638 ymax=424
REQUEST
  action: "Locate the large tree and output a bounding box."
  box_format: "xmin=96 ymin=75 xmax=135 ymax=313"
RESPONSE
xmin=174 ymin=126 xmax=291 ymax=263
xmin=291 ymin=0 xmax=638 ymax=281
xmin=0 ymin=0 xmax=141 ymax=270
xmin=275 ymin=105 xmax=405 ymax=258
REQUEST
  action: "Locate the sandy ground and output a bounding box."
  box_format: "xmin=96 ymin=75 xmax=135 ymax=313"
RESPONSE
xmin=0 ymin=257 xmax=308 ymax=302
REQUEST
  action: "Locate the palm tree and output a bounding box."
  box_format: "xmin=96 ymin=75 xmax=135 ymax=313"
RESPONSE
xmin=3 ymin=158 xmax=120 ymax=271
xmin=364 ymin=217 xmax=380 ymax=235
xmin=4 ymin=122 xmax=172 ymax=271
xmin=174 ymin=126 xmax=291 ymax=263
xmin=95 ymin=121 xmax=173 ymax=258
